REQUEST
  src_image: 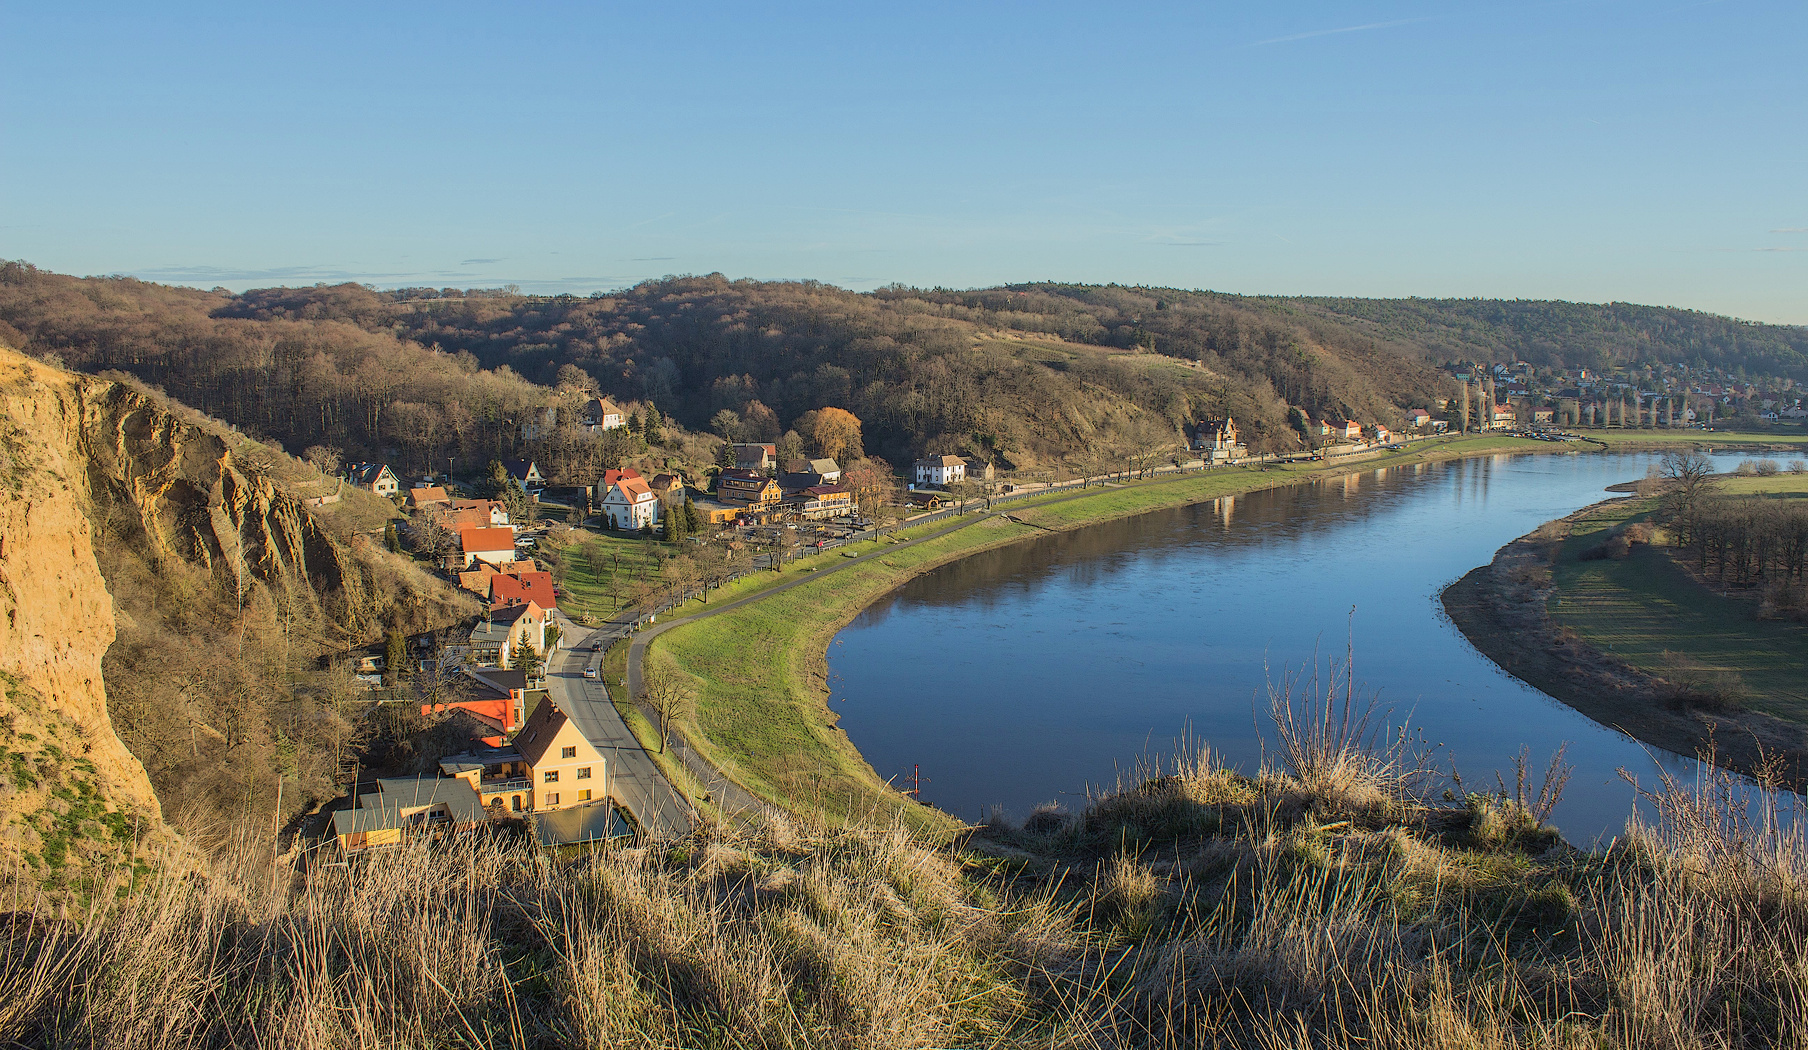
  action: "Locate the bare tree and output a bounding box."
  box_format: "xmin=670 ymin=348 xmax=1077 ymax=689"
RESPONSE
xmin=639 ymin=666 xmax=694 ymax=753
xmin=1660 ymin=449 xmax=1717 ymax=518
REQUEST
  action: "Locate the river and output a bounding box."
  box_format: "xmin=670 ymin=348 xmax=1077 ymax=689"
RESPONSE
xmin=830 ymin=450 xmax=1769 ymax=844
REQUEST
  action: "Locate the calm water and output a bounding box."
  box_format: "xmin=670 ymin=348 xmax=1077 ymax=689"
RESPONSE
xmin=831 ymin=452 xmax=1766 ymax=844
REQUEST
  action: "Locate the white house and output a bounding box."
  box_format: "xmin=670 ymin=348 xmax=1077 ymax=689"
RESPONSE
xmin=808 ymin=458 xmax=842 ymax=483
xmin=583 ymin=397 xmax=627 ymax=431
xmin=349 ymin=463 xmax=400 ymax=497
xmin=600 ymin=476 xmax=661 ymax=531
xmin=914 ymin=455 xmax=966 ymax=487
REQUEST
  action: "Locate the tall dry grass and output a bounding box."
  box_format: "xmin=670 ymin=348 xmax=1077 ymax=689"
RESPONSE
xmin=4 ymin=729 xmax=1806 ymax=1048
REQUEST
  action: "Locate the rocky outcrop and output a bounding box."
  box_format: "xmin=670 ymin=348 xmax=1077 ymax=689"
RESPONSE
xmin=0 ymin=349 xmax=176 ymax=899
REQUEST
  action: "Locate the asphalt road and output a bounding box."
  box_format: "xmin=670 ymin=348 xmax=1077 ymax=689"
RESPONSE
xmin=545 ymin=615 xmax=694 ymax=839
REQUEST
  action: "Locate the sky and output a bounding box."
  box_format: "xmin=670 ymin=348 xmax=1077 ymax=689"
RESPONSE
xmin=3 ymin=1 xmax=1805 ymax=323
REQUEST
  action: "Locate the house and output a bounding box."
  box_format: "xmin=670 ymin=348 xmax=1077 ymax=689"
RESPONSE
xmin=447 ymin=498 xmax=510 ymax=526
xmin=467 ymin=600 xmax=550 ymax=668
xmin=1326 ymin=419 xmax=1363 ymax=442
xmin=914 ymin=455 xmax=966 ymax=487
xmin=490 ymin=569 xmax=557 ymax=612
xmin=1490 ymin=404 xmax=1515 ymax=429
xmin=502 ymin=459 xmax=544 ymax=489
xmin=904 ymin=490 xmax=948 ymax=509
xmin=777 ymin=470 xmax=824 ymax=495
xmin=330 ymin=776 xmax=486 ymax=853
xmin=1372 ymin=425 xmax=1392 ymax=444
xmin=600 ymin=467 xmax=642 ymax=488
xmin=717 ymin=468 xmax=783 ymax=507
xmin=807 ymin=458 xmax=842 ymax=483
xmin=583 ymin=397 xmax=626 ymax=431
xmin=452 ymin=526 xmax=519 ymax=570
xmin=1405 ymin=409 xmax=1431 ymax=430
xmin=421 ymin=666 xmax=530 ymax=736
xmin=733 ymin=443 xmax=779 ymax=472
xmin=965 ymin=458 xmax=996 ymax=482
xmin=648 ymin=473 xmax=683 ymax=502
xmin=600 ymin=475 xmax=661 ymax=531
xmin=792 ymin=483 xmax=854 ymax=519
xmin=691 ymin=498 xmax=743 ymax=525
xmin=510 ymin=695 xmax=609 ymax=812
xmin=408 ymin=485 xmax=451 ymax=510
xmin=1194 ymin=417 xmax=1247 ymax=464
xmin=349 ymin=463 xmax=401 ymax=497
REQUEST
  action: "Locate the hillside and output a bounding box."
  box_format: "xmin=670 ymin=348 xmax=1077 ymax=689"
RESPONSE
xmin=4 ymin=262 xmax=1806 ymax=487
xmin=0 ymin=344 xmax=478 ymax=899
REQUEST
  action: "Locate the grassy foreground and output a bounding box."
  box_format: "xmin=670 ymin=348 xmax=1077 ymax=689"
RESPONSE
xmin=7 ymin=705 xmax=1805 ymax=1049
xmin=1549 ymin=492 xmax=1808 ymax=724
xmin=646 ymin=435 xmax=1555 ymax=828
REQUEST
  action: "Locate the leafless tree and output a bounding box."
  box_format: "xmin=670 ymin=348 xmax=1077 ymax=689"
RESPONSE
xmin=639 ymin=666 xmax=694 ymax=753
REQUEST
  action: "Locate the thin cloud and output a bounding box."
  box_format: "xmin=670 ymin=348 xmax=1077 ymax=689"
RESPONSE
xmin=631 ymin=256 xmax=676 ymax=261
xmin=460 ymin=257 xmax=502 ymax=265
xmin=1773 ymin=227 xmax=1808 ymax=234
xmin=1157 ymin=240 xmax=1225 ymax=247
xmin=1754 ymin=247 xmax=1805 ymax=253
xmin=1248 ymin=17 xmax=1430 ymax=47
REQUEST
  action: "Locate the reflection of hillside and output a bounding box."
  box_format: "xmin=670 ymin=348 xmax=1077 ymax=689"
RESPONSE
xmin=855 ymin=460 xmax=1475 ymax=619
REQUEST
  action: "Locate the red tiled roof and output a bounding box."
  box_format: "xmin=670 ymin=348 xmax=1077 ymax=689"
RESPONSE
xmin=460 ymin=527 xmax=516 ymax=552
xmin=602 ymin=468 xmax=642 ymax=487
xmin=491 ymin=570 xmax=556 ymax=610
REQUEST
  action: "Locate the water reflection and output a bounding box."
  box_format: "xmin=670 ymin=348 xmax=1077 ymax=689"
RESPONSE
xmin=832 ymin=452 xmax=1788 ymax=844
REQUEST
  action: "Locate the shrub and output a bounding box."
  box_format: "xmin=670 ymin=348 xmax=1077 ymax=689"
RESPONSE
xmin=1789 ymin=459 xmax=1806 ymax=474
xmin=1757 ymin=459 xmax=1781 ymax=476
xmin=1737 ymin=459 xmax=1759 ymax=475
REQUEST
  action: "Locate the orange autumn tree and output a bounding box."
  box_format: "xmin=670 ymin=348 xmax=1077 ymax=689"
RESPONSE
xmin=810 ymin=407 xmax=863 ymax=463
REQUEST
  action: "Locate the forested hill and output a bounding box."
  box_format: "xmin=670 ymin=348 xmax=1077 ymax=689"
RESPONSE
xmin=1 ymin=261 xmax=1802 ymax=480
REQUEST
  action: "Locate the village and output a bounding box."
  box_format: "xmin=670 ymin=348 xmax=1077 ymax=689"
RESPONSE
xmin=315 ymin=373 xmax=1805 ymax=853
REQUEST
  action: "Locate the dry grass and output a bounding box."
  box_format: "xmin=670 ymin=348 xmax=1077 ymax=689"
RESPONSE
xmin=4 ymin=734 xmax=1807 ymax=1048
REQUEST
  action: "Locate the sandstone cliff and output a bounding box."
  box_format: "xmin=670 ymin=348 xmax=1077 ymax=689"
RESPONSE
xmin=0 ymin=345 xmax=475 ymax=898
xmin=0 ymin=349 xmax=174 ymax=900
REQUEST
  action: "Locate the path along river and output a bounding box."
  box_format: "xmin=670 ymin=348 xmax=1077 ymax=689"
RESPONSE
xmin=830 ymin=450 xmax=1784 ymax=844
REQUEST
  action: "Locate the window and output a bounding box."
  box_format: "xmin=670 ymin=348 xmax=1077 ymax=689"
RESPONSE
xmin=576 ymin=767 xmax=592 ymax=780
xmin=544 ymin=770 xmax=559 ymax=783
xmin=545 ymin=793 xmax=559 ymax=806
xmin=578 ymin=789 xmax=592 ymax=802
xmin=561 ymin=746 xmax=576 ymax=759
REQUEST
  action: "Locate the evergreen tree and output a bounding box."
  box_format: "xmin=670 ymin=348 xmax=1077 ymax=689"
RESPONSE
xmin=683 ymin=496 xmax=702 ymax=533
xmin=383 ymin=522 xmax=401 ymax=553
xmin=661 ymin=512 xmax=680 ymax=543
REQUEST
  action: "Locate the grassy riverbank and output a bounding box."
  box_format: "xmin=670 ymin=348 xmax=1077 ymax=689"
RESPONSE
xmin=645 ymin=434 xmax=1556 ymax=827
xmin=1548 ymin=494 xmax=1808 ymax=724
xmin=1589 ymin=427 xmax=1808 ymax=449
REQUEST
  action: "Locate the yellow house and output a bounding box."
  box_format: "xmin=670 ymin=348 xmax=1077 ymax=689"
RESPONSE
xmin=511 ymin=696 xmax=608 ymax=811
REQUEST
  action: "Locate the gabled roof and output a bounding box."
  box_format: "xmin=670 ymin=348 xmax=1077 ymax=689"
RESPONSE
xmin=916 ymin=455 xmax=966 ymax=468
xmin=350 ymin=463 xmax=394 ymax=485
xmin=409 ymin=485 xmax=450 ymax=505
xmin=514 ymin=695 xmax=576 ymax=768
xmin=608 ymin=477 xmax=656 ymax=503
xmin=649 ymin=473 xmax=679 ymax=491
xmin=502 ymin=459 xmax=538 ymax=481
xmin=490 ymin=570 xmax=556 ymax=610
xmin=808 ymin=458 xmax=839 ymax=474
xmin=601 ymin=468 xmax=642 ymax=487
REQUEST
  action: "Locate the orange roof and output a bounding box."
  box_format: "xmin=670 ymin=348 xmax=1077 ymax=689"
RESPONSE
xmin=491 ymin=570 xmax=557 ymax=610
xmin=614 ymin=477 xmax=655 ymax=501
xmin=602 ymin=468 xmax=642 ymax=487
xmin=409 ymin=486 xmax=449 ymax=505
xmin=460 ymin=527 xmax=516 ymax=552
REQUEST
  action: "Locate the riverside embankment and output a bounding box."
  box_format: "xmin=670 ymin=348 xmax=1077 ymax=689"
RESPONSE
xmin=630 ymin=434 xmax=1609 ymax=829
xmin=1443 ymin=488 xmax=1808 ymax=788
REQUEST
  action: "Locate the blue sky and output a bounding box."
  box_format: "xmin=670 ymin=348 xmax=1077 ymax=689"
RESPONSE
xmin=4 ymin=1 xmax=1804 ymax=322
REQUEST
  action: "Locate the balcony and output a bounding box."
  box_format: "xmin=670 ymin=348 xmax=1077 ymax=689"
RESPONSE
xmin=480 ymin=778 xmax=532 ymax=793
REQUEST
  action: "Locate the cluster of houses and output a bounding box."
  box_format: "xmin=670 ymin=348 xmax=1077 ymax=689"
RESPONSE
xmin=1446 ymin=361 xmax=1807 ymax=430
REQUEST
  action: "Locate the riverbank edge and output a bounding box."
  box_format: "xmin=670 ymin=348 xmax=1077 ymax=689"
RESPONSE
xmin=644 ymin=435 xmax=1590 ymax=826
xmin=1439 ymin=500 xmax=1808 ymax=788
